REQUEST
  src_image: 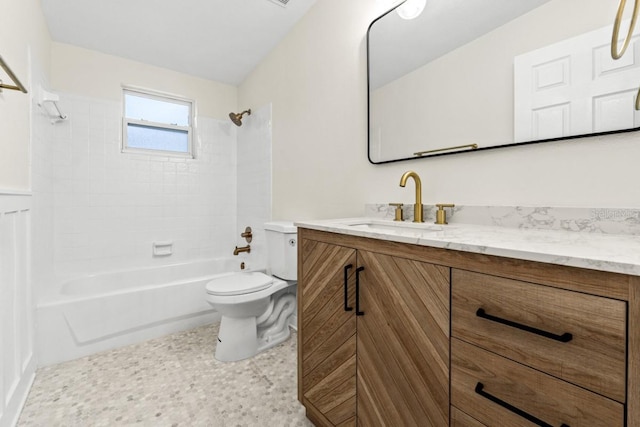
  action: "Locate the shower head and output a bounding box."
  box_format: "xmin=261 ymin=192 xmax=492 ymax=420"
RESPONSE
xmin=229 ymin=109 xmax=251 ymax=126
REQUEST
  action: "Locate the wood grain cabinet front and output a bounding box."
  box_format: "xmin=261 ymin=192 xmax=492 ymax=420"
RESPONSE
xmin=298 ymin=238 xmax=357 ymax=426
xmin=450 ymin=407 xmax=487 ymax=427
xmin=451 ymin=268 xmax=629 ymax=426
xmin=451 ymin=338 xmax=625 ymax=427
xmin=298 ymin=230 xmax=450 ymax=426
xmin=452 ymin=269 xmax=627 ymax=403
xmin=297 ymin=228 xmax=639 ymax=426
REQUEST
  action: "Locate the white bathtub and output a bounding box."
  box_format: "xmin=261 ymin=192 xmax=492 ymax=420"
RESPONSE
xmin=36 ymin=258 xmax=245 ymax=366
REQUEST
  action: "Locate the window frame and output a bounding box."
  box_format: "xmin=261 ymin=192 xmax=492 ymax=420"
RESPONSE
xmin=122 ymin=86 xmax=195 ymax=158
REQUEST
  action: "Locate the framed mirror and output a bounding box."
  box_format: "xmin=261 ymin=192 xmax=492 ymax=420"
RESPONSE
xmin=367 ymin=0 xmax=640 ymax=164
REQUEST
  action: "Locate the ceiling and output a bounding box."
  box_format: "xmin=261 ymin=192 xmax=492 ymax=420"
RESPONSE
xmin=41 ymin=0 xmax=317 ymax=86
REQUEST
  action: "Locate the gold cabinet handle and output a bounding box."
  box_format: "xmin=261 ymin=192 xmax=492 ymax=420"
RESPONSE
xmin=612 ymin=0 xmax=640 ymax=59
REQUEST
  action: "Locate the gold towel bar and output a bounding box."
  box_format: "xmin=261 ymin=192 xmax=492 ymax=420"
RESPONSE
xmin=0 ymin=55 xmax=28 ymax=93
xmin=413 ymin=143 xmax=478 ymax=157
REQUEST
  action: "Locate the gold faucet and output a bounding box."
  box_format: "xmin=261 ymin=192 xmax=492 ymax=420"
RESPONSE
xmin=233 ymin=245 xmax=251 ymax=255
xmin=399 ymin=170 xmax=423 ymax=223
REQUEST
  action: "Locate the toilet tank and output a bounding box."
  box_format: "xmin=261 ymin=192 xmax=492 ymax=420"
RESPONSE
xmin=264 ymin=221 xmax=297 ymax=281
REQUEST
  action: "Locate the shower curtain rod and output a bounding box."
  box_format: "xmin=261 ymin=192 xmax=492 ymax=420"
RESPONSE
xmin=0 ymin=55 xmax=28 ymax=93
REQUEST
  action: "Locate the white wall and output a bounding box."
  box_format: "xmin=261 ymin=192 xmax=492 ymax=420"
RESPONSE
xmin=239 ymin=0 xmax=378 ymax=220
xmin=239 ymin=0 xmax=640 ymax=222
xmin=0 ymin=0 xmax=51 ymax=191
xmin=0 ymin=1 xmax=50 ymax=425
xmin=51 ymin=43 xmax=236 ymax=119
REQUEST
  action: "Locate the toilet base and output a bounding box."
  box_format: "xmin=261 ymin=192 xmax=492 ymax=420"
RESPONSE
xmin=215 ymin=316 xmax=259 ymax=362
xmin=257 ymin=325 xmax=291 ymax=353
xmin=214 ymin=291 xmax=296 ymax=362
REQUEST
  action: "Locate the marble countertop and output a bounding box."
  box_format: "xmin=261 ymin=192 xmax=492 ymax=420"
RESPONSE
xmin=295 ymin=217 xmax=640 ymax=276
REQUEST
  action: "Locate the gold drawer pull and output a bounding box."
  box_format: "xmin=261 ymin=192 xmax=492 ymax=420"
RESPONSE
xmin=475 ymin=383 xmax=570 ymax=427
xmin=476 ymin=308 xmax=573 ymax=343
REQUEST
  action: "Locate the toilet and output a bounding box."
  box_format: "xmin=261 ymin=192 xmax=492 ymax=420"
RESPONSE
xmin=205 ymin=221 xmax=297 ymax=362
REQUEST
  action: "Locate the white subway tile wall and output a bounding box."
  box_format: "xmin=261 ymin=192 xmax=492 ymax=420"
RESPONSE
xmin=46 ymin=94 xmax=239 ymax=277
xmin=31 ymin=83 xmax=56 ymax=302
xmin=237 ymin=104 xmax=273 ymax=270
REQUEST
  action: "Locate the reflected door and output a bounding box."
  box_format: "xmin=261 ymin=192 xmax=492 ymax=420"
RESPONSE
xmin=514 ymin=22 xmax=640 ymax=142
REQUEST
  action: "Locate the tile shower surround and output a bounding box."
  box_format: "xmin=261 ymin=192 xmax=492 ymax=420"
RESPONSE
xmin=42 ymin=94 xmax=239 ymax=280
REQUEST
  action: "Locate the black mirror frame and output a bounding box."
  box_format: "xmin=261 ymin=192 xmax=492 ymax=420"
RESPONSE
xmin=366 ymin=5 xmax=640 ymax=165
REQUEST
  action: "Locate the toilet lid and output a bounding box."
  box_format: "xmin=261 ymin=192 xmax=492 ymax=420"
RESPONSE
xmin=206 ymin=272 xmax=274 ymax=296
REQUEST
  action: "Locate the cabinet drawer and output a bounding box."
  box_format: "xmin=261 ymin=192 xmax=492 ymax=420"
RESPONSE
xmin=452 ymin=269 xmax=626 ymax=402
xmin=451 ymin=338 xmax=624 ymax=427
xmin=451 ymin=406 xmax=486 ymax=427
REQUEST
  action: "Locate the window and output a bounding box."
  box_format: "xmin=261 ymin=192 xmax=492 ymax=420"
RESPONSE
xmin=122 ymin=87 xmax=194 ymax=157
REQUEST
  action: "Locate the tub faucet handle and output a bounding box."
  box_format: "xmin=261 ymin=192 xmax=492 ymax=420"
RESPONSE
xmin=240 ymin=226 xmax=252 ymax=243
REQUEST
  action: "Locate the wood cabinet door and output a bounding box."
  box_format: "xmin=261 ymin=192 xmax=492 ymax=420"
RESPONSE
xmin=356 ymin=250 xmax=450 ymax=426
xmin=299 ymin=238 xmax=357 ymax=426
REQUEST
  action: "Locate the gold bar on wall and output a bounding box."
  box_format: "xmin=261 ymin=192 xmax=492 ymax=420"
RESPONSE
xmin=0 ymin=55 xmax=28 ymax=93
xmin=413 ymin=143 xmax=478 ymax=157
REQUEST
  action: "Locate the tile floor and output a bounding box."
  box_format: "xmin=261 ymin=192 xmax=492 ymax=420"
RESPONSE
xmin=18 ymin=323 xmax=314 ymax=426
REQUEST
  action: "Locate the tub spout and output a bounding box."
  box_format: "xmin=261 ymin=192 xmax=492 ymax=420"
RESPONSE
xmin=233 ymin=245 xmax=251 ymax=255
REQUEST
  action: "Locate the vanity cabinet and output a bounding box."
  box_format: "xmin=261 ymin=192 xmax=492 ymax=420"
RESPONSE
xmin=451 ymin=269 xmax=626 ymax=426
xmin=298 ymin=239 xmax=357 ymax=425
xmin=298 ymin=229 xmax=450 ymax=426
xmin=298 ymin=227 xmax=640 ymax=427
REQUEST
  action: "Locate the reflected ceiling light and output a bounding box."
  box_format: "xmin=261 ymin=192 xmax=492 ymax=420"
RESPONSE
xmin=396 ymin=0 xmax=427 ymax=20
xmin=377 ymin=0 xmax=401 ymax=7
xmin=375 ymin=0 xmax=427 ymax=20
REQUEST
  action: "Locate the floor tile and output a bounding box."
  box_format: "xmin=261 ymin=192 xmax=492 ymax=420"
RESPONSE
xmin=18 ymin=323 xmax=313 ymax=426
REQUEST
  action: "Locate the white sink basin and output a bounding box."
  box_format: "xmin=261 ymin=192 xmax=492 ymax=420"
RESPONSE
xmin=345 ymin=219 xmax=443 ymax=233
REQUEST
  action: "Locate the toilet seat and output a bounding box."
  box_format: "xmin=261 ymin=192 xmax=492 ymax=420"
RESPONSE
xmin=206 ymin=272 xmax=274 ymax=296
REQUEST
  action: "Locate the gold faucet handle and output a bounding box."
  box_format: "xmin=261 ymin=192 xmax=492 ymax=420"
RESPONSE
xmin=389 ymin=203 xmax=404 ymax=221
xmin=435 ymin=203 xmax=455 ymax=225
xmin=240 ymin=226 xmax=252 ymax=243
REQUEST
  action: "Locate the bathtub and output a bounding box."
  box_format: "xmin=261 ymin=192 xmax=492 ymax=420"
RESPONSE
xmin=36 ymin=258 xmax=246 ymax=366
